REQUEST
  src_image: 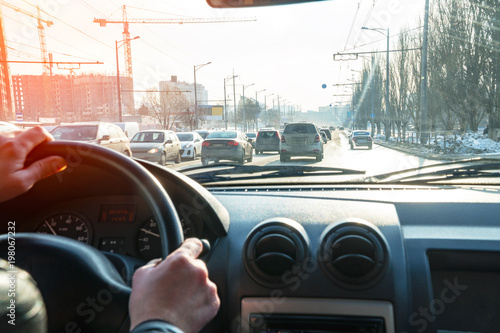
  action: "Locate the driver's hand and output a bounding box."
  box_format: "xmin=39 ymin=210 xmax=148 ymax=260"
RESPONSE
xmin=129 ymin=238 xmax=220 ymax=333
xmin=0 ymin=126 xmax=67 ymax=203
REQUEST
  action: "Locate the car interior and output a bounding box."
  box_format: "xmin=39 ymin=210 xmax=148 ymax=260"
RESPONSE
xmin=1 ymin=0 xmax=500 ymax=333
xmin=1 ymin=139 xmax=499 ymax=333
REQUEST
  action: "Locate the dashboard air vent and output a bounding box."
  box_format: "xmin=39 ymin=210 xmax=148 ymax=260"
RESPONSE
xmin=319 ymin=220 xmax=389 ymax=289
xmin=244 ymin=218 xmax=310 ymax=287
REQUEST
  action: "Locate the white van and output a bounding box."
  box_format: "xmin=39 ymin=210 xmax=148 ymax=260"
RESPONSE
xmin=115 ymin=122 xmax=140 ymax=140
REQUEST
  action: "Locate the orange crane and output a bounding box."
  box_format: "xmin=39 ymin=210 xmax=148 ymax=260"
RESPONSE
xmin=0 ymin=1 xmax=54 ymax=117
xmin=0 ymin=1 xmax=53 ymax=74
xmin=94 ymin=5 xmax=256 ymax=79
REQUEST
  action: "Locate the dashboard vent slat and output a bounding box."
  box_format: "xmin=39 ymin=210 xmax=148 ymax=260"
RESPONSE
xmin=319 ymin=220 xmax=389 ymax=289
xmin=244 ymin=218 xmax=310 ymax=287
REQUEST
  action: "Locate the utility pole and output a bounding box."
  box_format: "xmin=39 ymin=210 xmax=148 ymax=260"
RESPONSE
xmin=233 ymin=69 xmax=237 ymax=131
xmin=420 ymin=0 xmax=430 ymax=144
xmin=224 ymin=74 xmax=238 ymax=130
xmin=242 ymin=83 xmax=254 ymax=132
xmin=194 ymin=62 xmax=211 ymax=129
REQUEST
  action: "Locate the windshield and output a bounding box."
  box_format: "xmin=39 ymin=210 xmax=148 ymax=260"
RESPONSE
xmin=3 ymin=0 xmax=500 ymax=184
xmin=206 ymin=132 xmax=237 ymax=139
xmin=51 ymin=126 xmax=98 ymax=141
xmin=177 ymin=133 xmax=194 ymax=142
xmin=131 ymin=132 xmax=164 ymax=143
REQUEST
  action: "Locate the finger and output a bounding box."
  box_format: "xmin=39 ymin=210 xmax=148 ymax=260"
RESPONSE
xmin=173 ymin=238 xmax=203 ymax=260
xmin=17 ymin=156 xmax=67 ymax=187
xmin=0 ymin=130 xmax=23 ymax=139
xmin=15 ymin=126 xmax=54 ymax=155
xmin=145 ymin=258 xmax=162 ymax=268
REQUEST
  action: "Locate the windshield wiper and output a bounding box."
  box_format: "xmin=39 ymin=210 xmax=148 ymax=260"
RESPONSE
xmin=179 ymin=163 xmax=365 ymax=184
xmin=364 ymin=158 xmax=500 ymax=184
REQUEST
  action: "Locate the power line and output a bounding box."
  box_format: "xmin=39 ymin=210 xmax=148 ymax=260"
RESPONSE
xmin=22 ymin=0 xmax=114 ymax=50
xmin=353 ymin=0 xmax=378 ymax=48
xmin=343 ymin=0 xmax=362 ymax=51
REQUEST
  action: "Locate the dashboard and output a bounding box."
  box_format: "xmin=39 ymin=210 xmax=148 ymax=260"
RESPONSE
xmin=1 ymin=159 xmax=500 ymax=333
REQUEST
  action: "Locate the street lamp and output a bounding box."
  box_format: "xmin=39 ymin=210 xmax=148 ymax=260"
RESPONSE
xmin=362 ymin=26 xmax=390 ymax=139
xmin=242 ymin=83 xmax=254 ymax=132
xmin=265 ymin=93 xmax=274 ymax=127
xmin=224 ymin=74 xmax=238 ymax=130
xmin=194 ymin=61 xmax=211 ymax=129
xmin=255 ymin=89 xmax=266 ymax=130
xmin=116 ymin=36 xmax=139 ymax=122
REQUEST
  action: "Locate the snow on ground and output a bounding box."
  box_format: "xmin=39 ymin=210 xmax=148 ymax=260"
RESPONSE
xmin=373 ymin=132 xmax=500 ymax=156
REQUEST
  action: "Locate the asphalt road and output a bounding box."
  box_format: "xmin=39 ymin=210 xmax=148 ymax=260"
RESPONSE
xmin=171 ymin=130 xmax=445 ymax=177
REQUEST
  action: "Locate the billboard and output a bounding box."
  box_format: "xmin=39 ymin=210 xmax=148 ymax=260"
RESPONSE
xmin=200 ymin=105 xmax=223 ymax=120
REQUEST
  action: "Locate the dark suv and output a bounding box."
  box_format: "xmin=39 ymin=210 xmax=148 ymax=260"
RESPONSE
xmin=255 ymin=129 xmax=280 ymax=154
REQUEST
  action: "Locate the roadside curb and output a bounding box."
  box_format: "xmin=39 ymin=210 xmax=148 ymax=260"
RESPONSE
xmin=374 ymin=141 xmax=499 ymax=161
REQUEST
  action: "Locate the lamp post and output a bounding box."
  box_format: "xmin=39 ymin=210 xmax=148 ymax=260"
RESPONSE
xmin=242 ymin=83 xmax=254 ymax=132
xmin=224 ymin=74 xmax=238 ymax=130
xmin=265 ymin=93 xmax=274 ymax=127
xmin=194 ymin=61 xmax=211 ymax=129
xmin=116 ymin=36 xmax=139 ymax=122
xmin=362 ymin=26 xmax=390 ymax=139
xmin=255 ymin=89 xmax=266 ymax=131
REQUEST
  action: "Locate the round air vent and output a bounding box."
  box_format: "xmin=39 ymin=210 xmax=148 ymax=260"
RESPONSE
xmin=319 ymin=220 xmax=389 ymax=289
xmin=244 ymin=218 xmax=310 ymax=287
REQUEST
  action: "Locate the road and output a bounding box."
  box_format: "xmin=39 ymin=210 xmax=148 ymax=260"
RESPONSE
xmin=170 ymin=130 xmax=444 ymax=176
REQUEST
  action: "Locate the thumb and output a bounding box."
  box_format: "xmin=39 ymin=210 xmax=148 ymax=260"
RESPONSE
xmin=20 ymin=156 xmax=67 ymax=185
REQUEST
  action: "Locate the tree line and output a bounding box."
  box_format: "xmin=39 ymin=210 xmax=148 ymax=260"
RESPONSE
xmin=353 ymin=0 xmax=500 ymax=141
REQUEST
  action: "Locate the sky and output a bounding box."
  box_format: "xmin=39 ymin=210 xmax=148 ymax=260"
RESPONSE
xmin=2 ymin=0 xmax=425 ymax=112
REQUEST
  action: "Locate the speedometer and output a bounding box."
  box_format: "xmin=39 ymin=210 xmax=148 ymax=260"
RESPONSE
xmin=136 ymin=217 xmax=196 ymax=261
xmin=36 ymin=213 xmax=92 ymax=245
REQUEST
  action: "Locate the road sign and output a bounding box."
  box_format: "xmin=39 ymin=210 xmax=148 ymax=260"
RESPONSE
xmin=15 ymin=113 xmax=23 ymax=122
xmin=370 ymin=113 xmax=375 ymax=118
xmin=322 ymin=84 xmax=327 ymax=89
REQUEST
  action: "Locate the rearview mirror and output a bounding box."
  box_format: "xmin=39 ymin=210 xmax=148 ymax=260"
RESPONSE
xmin=100 ymin=135 xmax=110 ymax=141
xmin=166 ymin=139 xmax=173 ymax=144
xmin=207 ymin=0 xmax=327 ymax=8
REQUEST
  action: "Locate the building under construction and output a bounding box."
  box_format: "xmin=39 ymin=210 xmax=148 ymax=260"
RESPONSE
xmin=12 ymin=74 xmax=134 ymax=123
xmin=0 ymin=12 xmax=13 ymax=121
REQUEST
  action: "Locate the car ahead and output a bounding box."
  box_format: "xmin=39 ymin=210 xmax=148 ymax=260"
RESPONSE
xmin=279 ymin=122 xmax=324 ymax=162
xmin=51 ymin=122 xmax=132 ymax=156
xmin=0 ymin=121 xmax=20 ymax=133
xmin=245 ymin=132 xmax=257 ymax=149
xmin=255 ymin=129 xmax=281 ymax=154
xmin=201 ymin=130 xmax=253 ymax=165
xmin=320 ymin=131 xmax=328 ymax=144
xmin=176 ymin=131 xmax=203 ymax=160
xmin=114 ymin=122 xmax=140 ymax=140
xmin=320 ymin=128 xmax=332 ymax=140
xmin=130 ymin=130 xmax=181 ymax=165
xmin=349 ymin=130 xmax=373 ymax=150
xmin=194 ymin=129 xmax=212 ymax=140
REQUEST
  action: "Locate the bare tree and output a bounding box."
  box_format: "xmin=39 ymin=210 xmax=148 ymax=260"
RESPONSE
xmin=142 ymin=86 xmax=190 ymax=130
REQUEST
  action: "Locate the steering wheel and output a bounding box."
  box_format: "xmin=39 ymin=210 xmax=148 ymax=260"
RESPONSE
xmin=0 ymin=141 xmax=184 ymax=332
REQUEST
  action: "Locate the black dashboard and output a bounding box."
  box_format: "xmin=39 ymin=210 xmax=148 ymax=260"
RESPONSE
xmin=2 ymin=160 xmax=500 ymax=333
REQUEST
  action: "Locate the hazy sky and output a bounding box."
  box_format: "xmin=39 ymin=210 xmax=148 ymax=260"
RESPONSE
xmin=3 ymin=0 xmax=424 ymax=112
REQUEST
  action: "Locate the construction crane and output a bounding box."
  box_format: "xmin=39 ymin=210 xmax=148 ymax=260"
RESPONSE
xmin=0 ymin=1 xmax=53 ymax=74
xmin=0 ymin=1 xmax=54 ymax=117
xmin=94 ymin=5 xmax=256 ymax=79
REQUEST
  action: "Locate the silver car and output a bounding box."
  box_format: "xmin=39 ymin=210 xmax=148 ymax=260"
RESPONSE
xmin=279 ymin=122 xmax=324 ymax=162
xmin=349 ymin=130 xmax=373 ymax=150
xmin=51 ymin=122 xmax=132 ymax=156
xmin=130 ymin=130 xmax=181 ymax=165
